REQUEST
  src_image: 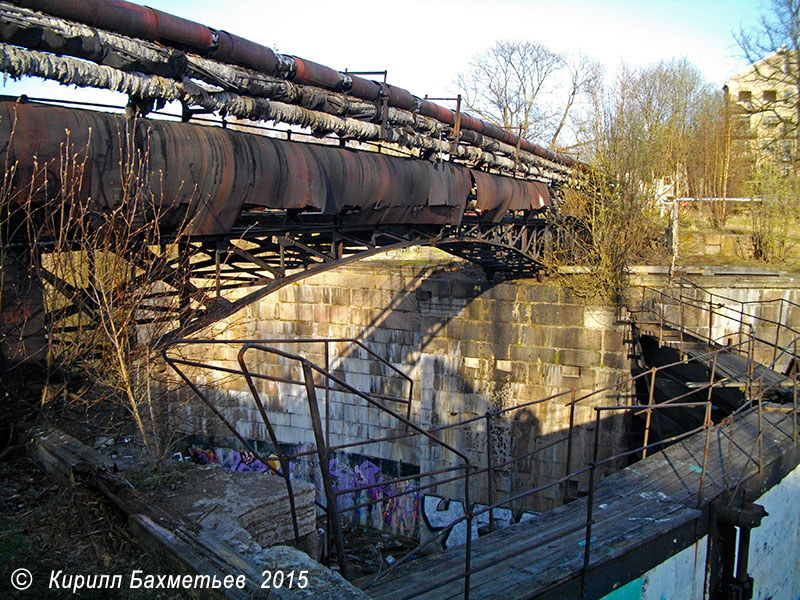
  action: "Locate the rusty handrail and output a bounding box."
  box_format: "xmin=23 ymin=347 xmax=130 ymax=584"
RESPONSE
xmin=164 ymin=322 xmax=799 ymax=599
xmin=236 ymin=342 xmax=473 ymax=588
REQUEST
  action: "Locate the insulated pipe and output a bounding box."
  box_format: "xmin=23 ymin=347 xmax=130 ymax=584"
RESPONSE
xmin=9 ymin=0 xmax=578 ymax=168
xmin=13 ymin=0 xmax=215 ymax=49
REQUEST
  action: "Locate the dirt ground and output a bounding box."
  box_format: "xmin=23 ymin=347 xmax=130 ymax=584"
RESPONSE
xmin=0 ymin=451 xmax=182 ymax=599
xmin=0 ymin=417 xmax=419 ymax=598
xmin=0 ymin=381 xmax=193 ymax=599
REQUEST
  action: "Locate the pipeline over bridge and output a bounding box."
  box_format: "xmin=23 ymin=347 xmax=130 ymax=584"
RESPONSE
xmin=0 ymin=0 xmax=579 ymax=338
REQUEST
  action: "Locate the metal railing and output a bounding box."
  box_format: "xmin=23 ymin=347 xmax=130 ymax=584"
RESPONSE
xmin=632 ymin=278 xmax=800 ymax=370
xmin=164 ymin=325 xmax=799 ymax=599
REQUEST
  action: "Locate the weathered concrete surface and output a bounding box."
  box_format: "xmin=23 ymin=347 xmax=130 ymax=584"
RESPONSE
xmin=250 ymin=545 xmax=372 ymax=600
xmin=167 ymin=466 xmax=316 ymax=555
xmin=748 ymin=453 xmax=800 ymax=600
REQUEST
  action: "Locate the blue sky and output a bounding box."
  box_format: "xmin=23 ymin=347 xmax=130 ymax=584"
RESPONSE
xmin=0 ymin=0 xmax=768 ymax=108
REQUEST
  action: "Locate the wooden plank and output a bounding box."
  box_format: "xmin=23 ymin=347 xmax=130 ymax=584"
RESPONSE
xmin=364 ymin=405 xmax=798 ymax=600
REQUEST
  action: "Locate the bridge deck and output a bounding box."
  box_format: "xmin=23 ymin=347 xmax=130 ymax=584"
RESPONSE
xmin=687 ymin=349 xmax=791 ymax=390
xmin=362 ymin=406 xmax=797 ymax=600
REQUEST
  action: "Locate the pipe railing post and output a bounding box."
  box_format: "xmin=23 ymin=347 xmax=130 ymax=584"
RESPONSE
xmin=707 ymin=352 xmax=718 ymax=404
xmin=324 ymin=341 xmax=332 ymax=564
xmin=680 ymin=302 xmax=685 ymax=356
xmin=486 ymin=412 xmax=495 ymax=533
xmin=564 ymin=389 xmax=576 ymax=503
xmin=747 ymin=325 xmax=756 ymax=400
xmin=774 ymin=300 xmax=784 ymax=365
xmin=581 ymin=409 xmax=602 ymax=598
xmin=642 ymin=368 xmax=657 ymax=459
xmin=794 ymin=339 xmax=798 ymax=444
xmin=708 ymin=295 xmax=714 ymax=347
xmin=758 ymin=379 xmax=763 ymax=480
xmin=463 ymin=464 xmax=472 ymax=600
xmin=697 ymin=403 xmax=712 ymax=508
xmin=302 ymin=361 xmax=351 ymax=580
xmin=738 ymin=301 xmax=745 ymax=350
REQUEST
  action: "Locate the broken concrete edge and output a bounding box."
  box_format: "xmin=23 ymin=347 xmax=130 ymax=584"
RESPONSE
xmin=28 ymin=426 xmax=371 ymax=600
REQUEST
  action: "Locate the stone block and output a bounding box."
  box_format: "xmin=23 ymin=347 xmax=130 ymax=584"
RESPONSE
xmin=520 ymin=284 xmax=561 ymax=304
xmin=495 ymin=359 xmax=512 ymax=372
xmin=487 ymin=300 xmax=517 ymax=324
xmin=490 ymin=284 xmax=518 ymax=302
xmin=529 ymin=303 xmax=559 ymax=324
xmin=583 ymin=306 xmax=616 ymax=330
xmin=601 ymin=352 xmax=629 ymax=370
xmin=313 ymin=304 xmax=332 ymax=323
xmin=602 ymin=330 xmax=626 ymax=354
xmin=330 ymin=287 xmax=352 ymax=306
xmin=563 ymin=327 xmax=603 ymax=351
xmin=463 ymin=356 xmax=482 ymax=370
xmin=382 ymin=310 xmax=420 ymax=331
xmin=329 ymin=305 xmax=351 ymax=325
xmin=463 ymin=320 xmax=493 ymax=344
xmin=558 ymin=348 xmax=600 ymax=368
xmin=466 ymin=299 xmax=489 ymax=321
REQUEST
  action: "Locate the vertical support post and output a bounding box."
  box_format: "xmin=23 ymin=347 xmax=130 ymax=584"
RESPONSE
xmin=279 ymin=237 xmax=286 ymax=277
xmin=747 ymin=330 xmax=754 ymax=403
xmin=708 ymin=295 xmax=714 ymax=347
xmin=642 ymin=368 xmax=657 ymax=459
xmin=773 ymin=300 xmax=784 ymax=365
xmin=214 ymin=242 xmax=222 ymax=298
xmin=659 ymin=290 xmax=664 ymax=346
xmin=302 ymin=362 xmax=351 ymax=580
xmin=485 ymin=412 xmax=495 ymax=533
xmin=451 ymin=94 xmax=462 ymax=156
xmin=738 ymin=302 xmax=745 ymax=349
xmin=564 ymin=390 xmax=576 ymax=503
xmin=581 ymin=409 xmax=602 ymax=598
xmin=757 ymin=379 xmax=763 ymax=480
xmin=680 ymin=302 xmax=685 ymax=357
xmin=698 ymin=403 xmax=712 ymax=508
xmin=325 ymin=342 xmax=331 ymax=451
xmin=670 ymin=197 xmax=679 ymax=270
xmin=324 ymin=342 xmax=332 ymax=564
xmin=463 ymin=465 xmax=472 ymax=600
xmin=707 ymin=352 xmax=718 ymax=403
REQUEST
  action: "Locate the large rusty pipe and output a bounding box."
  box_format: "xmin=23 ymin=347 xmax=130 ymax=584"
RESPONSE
xmin=1 ymin=101 xmax=550 ymax=237
xmin=9 ymin=0 xmax=577 ymax=168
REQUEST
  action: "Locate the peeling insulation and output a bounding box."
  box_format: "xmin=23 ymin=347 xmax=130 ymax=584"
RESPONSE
xmin=0 ymin=0 xmax=572 ymax=183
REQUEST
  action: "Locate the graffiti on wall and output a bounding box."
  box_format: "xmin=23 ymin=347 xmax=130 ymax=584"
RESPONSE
xmin=188 ymin=446 xmax=282 ymax=474
xmin=186 ymin=446 xmax=537 ymax=547
xmin=421 ymin=494 xmax=540 ymax=549
xmin=329 ymin=457 xmax=420 ymax=537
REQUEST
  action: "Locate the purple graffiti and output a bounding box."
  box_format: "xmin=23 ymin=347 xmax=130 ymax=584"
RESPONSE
xmin=328 ymin=458 xmax=420 ymax=534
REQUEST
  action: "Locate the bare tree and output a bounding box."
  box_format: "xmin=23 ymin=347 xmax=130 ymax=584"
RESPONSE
xmin=581 ymin=59 xmax=712 ymax=199
xmin=455 ymin=40 xmax=564 ymax=141
xmin=1 ymin=117 xmax=205 ymax=466
xmin=550 ymin=54 xmax=603 ymax=149
xmin=735 ymin=0 xmax=800 ymax=160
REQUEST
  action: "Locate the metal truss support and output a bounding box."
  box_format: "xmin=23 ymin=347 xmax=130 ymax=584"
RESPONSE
xmin=155 ymin=215 xmax=550 ymax=343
